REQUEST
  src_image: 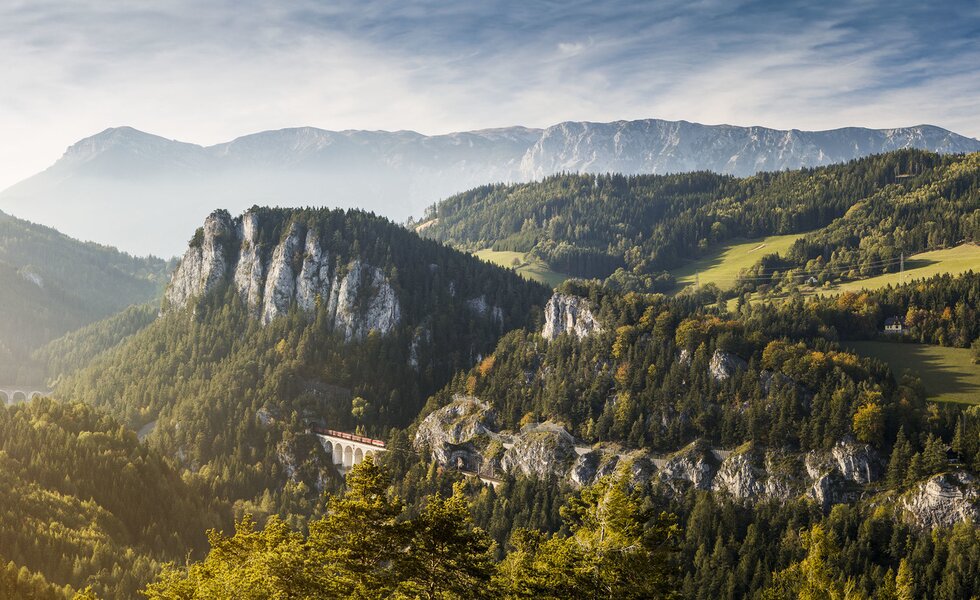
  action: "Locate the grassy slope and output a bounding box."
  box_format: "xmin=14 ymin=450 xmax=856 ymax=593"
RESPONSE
xmin=721 ymin=243 xmax=979 ymax=311
xmin=816 ymin=244 xmax=980 ymax=297
xmin=670 ymin=232 xmax=808 ymax=292
xmin=845 ymin=341 xmax=980 ymax=404
xmin=473 ymin=249 xmax=569 ymax=288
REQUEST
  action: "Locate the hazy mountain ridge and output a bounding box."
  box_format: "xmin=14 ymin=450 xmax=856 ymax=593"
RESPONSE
xmin=0 ymin=209 xmax=168 ymax=380
xmin=3 ymin=119 xmax=978 ymax=256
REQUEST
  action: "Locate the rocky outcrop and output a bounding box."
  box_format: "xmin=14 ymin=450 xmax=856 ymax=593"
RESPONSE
xmin=542 ymin=293 xmax=602 ymax=340
xmin=900 ymin=471 xmax=980 ymax=528
xmin=570 ymin=450 xmax=621 ymax=487
xmin=712 ymin=444 xmax=801 ymax=503
xmin=165 ymin=209 xmax=401 ymax=340
xmin=709 ymin=350 xmax=748 ymax=382
xmin=656 ymin=439 xmax=719 ymax=493
xmin=501 ymin=423 xmax=579 ymax=478
xmin=804 ymin=439 xmax=882 ymax=509
xmin=415 ymin=398 xmax=595 ymax=482
xmin=413 ymin=397 xmax=959 ymax=516
xmin=414 ymin=396 xmax=500 ymax=472
xmin=166 ymin=210 xmax=235 ymax=309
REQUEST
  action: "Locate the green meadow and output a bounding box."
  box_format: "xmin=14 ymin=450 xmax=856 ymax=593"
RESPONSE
xmin=845 ymin=341 xmax=980 ymax=404
xmin=670 ymin=232 xmax=808 ymax=292
xmin=473 ymin=249 xmax=570 ymax=288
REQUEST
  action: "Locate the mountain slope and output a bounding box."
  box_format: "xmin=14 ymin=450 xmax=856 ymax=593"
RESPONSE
xmin=0 ymin=398 xmax=225 ymax=598
xmin=422 ymin=150 xmax=980 ymax=292
xmin=54 ymin=206 xmax=549 ymax=514
xmin=0 ymin=210 xmax=169 ymax=381
xmin=3 ymin=119 xmax=977 ymax=256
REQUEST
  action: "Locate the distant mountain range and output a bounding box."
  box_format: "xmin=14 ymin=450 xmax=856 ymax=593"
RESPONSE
xmin=2 ymin=119 xmax=978 ymax=256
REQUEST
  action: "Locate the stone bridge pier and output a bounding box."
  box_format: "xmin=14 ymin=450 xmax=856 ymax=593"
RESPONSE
xmin=313 ymin=428 xmax=386 ymax=470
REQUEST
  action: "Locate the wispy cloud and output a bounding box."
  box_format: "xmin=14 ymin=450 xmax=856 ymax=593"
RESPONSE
xmin=0 ymin=0 xmax=977 ymax=190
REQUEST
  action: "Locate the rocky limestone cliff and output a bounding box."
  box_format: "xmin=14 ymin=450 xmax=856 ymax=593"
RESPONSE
xmin=712 ymin=444 xmax=801 ymax=503
xmin=413 ymin=401 xmax=976 ymax=526
xmin=900 ymin=471 xmax=980 ymax=528
xmin=165 ymin=210 xmax=400 ymax=340
xmin=501 ymin=423 xmax=579 ymax=479
xmin=709 ymin=350 xmax=748 ymax=382
xmin=804 ymin=439 xmax=882 ymax=509
xmin=414 ymin=396 xmax=500 ymax=472
xmin=656 ymin=439 xmax=720 ymax=494
xmin=571 ymin=450 xmax=622 ymax=487
xmin=542 ymin=293 xmax=602 ymax=340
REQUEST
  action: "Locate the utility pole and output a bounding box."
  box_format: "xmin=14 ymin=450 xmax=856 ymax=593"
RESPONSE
xmin=695 ymin=272 xmax=700 ymax=289
xmin=900 ymin=252 xmax=904 ymax=282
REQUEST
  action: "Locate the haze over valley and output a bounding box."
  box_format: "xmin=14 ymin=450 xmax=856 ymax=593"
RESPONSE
xmin=2 ymin=119 xmax=978 ymax=256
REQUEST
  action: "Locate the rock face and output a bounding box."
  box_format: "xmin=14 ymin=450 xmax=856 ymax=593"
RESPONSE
xmin=165 ymin=209 xmax=401 ymax=340
xmin=414 ymin=397 xmax=978 ymax=524
xmin=656 ymin=440 xmax=720 ymax=493
xmin=709 ymin=350 xmax=748 ymax=382
xmin=900 ymin=471 xmax=980 ymax=528
xmin=414 ymin=396 xmax=499 ymax=472
xmin=804 ymin=439 xmax=882 ymax=509
xmin=542 ymin=293 xmax=602 ymax=340
xmin=570 ymin=450 xmax=620 ymax=487
xmin=501 ymin=423 xmax=579 ymax=478
xmin=712 ymin=445 xmax=800 ymax=502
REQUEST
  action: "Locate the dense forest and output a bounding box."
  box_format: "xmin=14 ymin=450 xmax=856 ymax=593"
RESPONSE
xmin=421 ymin=151 xmax=980 ymax=292
xmin=0 ymin=399 xmax=227 ymax=598
xmin=407 ymin=273 xmax=980 ymax=598
xmin=427 ymin=275 xmax=979 ymax=463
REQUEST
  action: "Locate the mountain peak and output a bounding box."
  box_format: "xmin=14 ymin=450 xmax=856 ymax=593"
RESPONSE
xmin=3 ymin=117 xmax=979 ymax=256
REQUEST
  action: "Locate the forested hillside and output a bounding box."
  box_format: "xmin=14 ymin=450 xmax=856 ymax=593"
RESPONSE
xmin=410 ymin=274 xmax=980 ymax=598
xmin=5 ymin=159 xmax=977 ymax=599
xmin=0 ymin=210 xmax=169 ymax=382
xmin=54 ymin=207 xmax=549 ymax=526
xmin=421 ymin=150 xmax=980 ymax=293
xmin=0 ymin=398 xmax=226 ymax=598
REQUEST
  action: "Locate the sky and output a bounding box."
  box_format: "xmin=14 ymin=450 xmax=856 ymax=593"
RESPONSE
xmin=1 ymin=0 xmax=978 ymax=191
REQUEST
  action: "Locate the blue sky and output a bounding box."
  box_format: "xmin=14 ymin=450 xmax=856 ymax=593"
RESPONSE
xmin=1 ymin=0 xmax=978 ymax=189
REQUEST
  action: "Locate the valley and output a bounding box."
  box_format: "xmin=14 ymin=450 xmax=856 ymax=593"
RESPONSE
xmin=0 ymin=150 xmax=977 ymax=599
xmin=4 ymin=3 xmax=979 ymax=597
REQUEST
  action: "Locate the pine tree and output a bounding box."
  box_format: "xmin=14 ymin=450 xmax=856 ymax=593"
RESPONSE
xmin=307 ymin=456 xmax=408 ymax=599
xmin=887 ymin=428 xmax=912 ymax=489
xmin=397 ymin=483 xmax=497 ymax=599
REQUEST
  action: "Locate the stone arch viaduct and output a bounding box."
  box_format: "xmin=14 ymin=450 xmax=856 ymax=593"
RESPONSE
xmin=0 ymin=385 xmax=53 ymax=405
xmin=313 ymin=428 xmax=386 ymax=470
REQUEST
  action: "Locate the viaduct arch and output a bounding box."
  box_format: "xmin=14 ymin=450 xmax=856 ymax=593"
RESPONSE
xmin=313 ymin=428 xmax=386 ymax=470
xmin=0 ymin=385 xmax=53 ymax=405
